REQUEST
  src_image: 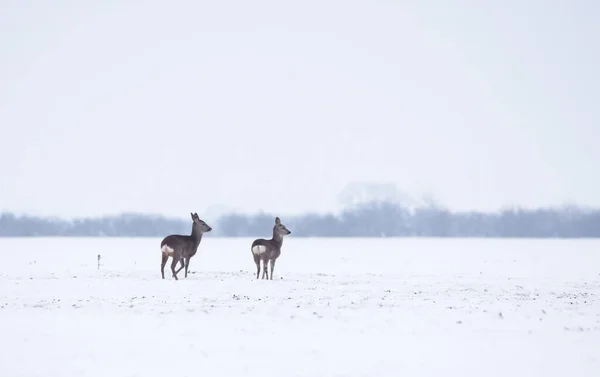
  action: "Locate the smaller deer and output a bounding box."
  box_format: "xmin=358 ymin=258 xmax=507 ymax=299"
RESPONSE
xmin=251 ymin=217 xmax=291 ymax=280
xmin=160 ymin=212 xmax=212 ymax=280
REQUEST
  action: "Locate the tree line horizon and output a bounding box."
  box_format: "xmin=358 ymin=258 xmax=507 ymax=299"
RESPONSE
xmin=1 ymin=201 xmax=599 ymax=238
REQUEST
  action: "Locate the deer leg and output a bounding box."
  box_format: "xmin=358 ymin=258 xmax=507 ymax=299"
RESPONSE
xmin=161 ymin=253 xmax=168 ymax=279
xmin=254 ymin=255 xmax=260 ymax=279
xmin=184 ymin=257 xmax=191 ymax=278
xmin=171 ymin=257 xmax=180 ymax=280
xmin=175 ymin=258 xmax=185 ymax=274
xmin=262 ymin=259 xmax=269 ymax=279
xmin=269 ymin=258 xmax=276 ymax=280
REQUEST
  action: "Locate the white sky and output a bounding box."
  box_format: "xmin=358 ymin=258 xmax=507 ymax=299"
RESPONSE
xmin=1 ymin=0 xmax=599 ymax=218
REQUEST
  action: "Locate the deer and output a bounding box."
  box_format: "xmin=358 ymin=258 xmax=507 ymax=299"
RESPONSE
xmin=160 ymin=212 xmax=212 ymax=280
xmin=250 ymin=217 xmax=291 ymax=280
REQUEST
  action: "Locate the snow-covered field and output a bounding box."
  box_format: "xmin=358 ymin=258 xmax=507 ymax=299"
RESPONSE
xmin=0 ymin=237 xmax=599 ymax=377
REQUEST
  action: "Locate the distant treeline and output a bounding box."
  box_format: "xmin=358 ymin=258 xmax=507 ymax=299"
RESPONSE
xmin=1 ymin=202 xmax=599 ymax=238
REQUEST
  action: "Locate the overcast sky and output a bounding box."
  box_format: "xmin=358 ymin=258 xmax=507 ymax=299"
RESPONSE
xmin=1 ymin=0 xmax=599 ymax=219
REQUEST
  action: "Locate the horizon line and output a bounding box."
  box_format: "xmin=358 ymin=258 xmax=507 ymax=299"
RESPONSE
xmin=1 ymin=200 xmax=597 ymax=222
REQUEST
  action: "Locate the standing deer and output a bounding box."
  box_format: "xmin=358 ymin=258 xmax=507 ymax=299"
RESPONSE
xmin=160 ymin=212 xmax=212 ymax=280
xmin=251 ymin=217 xmax=291 ymax=280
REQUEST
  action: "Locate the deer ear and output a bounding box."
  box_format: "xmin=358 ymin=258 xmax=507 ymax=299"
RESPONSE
xmin=191 ymin=213 xmax=195 ymax=220
xmin=275 ymin=217 xmax=281 ymax=225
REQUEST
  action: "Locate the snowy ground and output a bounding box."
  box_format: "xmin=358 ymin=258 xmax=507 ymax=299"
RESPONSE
xmin=0 ymin=237 xmax=599 ymax=377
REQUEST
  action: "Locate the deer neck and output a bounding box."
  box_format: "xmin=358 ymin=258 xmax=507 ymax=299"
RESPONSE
xmin=191 ymin=224 xmax=203 ymax=247
xmin=271 ymin=230 xmax=283 ymax=248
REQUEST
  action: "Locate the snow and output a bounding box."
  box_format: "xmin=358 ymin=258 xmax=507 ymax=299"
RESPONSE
xmin=0 ymin=237 xmax=599 ymax=377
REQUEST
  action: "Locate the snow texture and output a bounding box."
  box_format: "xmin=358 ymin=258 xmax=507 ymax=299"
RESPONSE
xmin=0 ymin=237 xmax=599 ymax=377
